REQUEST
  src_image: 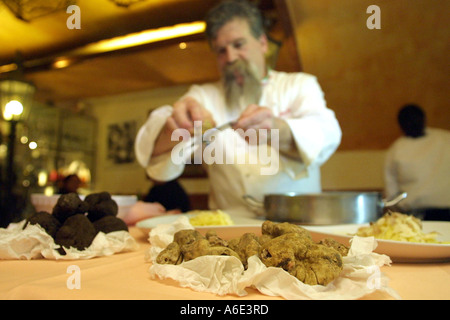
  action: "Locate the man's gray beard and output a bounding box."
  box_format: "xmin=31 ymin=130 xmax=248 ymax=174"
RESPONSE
xmin=223 ymin=60 xmax=262 ymax=109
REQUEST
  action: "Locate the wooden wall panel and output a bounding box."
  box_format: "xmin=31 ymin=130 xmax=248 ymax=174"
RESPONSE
xmin=287 ymin=0 xmax=450 ymax=150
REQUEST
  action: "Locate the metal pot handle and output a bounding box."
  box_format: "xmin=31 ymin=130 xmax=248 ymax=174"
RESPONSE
xmin=243 ymin=194 xmax=263 ymax=208
xmin=243 ymin=194 xmax=265 ymax=216
xmin=382 ymin=192 xmax=407 ymax=208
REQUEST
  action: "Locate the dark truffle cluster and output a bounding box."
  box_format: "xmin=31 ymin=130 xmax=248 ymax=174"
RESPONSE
xmin=25 ymin=192 xmax=128 ymax=255
xmin=52 ymin=193 xmax=89 ymax=224
xmin=54 ymin=214 xmax=97 ymax=254
xmin=24 ymin=211 xmax=61 ymax=238
xmin=84 ymin=192 xmax=118 ymax=222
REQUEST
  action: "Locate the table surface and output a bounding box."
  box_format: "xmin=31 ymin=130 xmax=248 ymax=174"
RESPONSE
xmin=1 ymin=226 xmax=449 ymax=300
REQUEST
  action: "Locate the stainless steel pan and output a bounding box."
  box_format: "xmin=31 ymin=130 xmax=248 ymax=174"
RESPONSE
xmin=243 ymin=191 xmax=407 ymax=225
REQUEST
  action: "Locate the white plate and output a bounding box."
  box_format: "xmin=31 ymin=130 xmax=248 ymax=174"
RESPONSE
xmin=136 ymin=214 xmax=263 ymax=239
xmin=137 ymin=216 xmax=450 ymax=263
xmin=303 ymin=221 xmax=450 ymax=263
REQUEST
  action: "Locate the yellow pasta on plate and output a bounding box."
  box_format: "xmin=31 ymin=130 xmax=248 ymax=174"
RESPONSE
xmin=356 ymin=211 xmax=446 ymax=243
xmin=187 ymin=210 xmax=234 ymax=226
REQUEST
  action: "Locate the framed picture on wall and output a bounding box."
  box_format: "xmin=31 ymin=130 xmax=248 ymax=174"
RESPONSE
xmin=107 ymin=120 xmax=136 ymax=164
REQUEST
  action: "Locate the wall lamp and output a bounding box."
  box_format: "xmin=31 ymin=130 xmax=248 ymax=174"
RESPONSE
xmin=0 ymin=65 xmax=36 ymax=227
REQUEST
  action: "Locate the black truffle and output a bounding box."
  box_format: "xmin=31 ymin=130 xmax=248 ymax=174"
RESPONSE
xmin=54 ymin=214 xmax=97 ymax=254
xmin=52 ymin=193 xmax=89 ymax=223
xmin=93 ymin=216 xmax=128 ymax=234
xmin=24 ymin=211 xmax=61 ymax=238
xmin=85 ymin=192 xmax=118 ymax=222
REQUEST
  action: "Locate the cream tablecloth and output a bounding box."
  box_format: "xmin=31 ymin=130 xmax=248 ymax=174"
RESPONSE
xmin=0 ymin=227 xmax=449 ymax=300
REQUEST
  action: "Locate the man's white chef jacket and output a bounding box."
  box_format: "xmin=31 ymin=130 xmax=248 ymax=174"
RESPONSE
xmin=384 ymin=127 xmax=450 ymax=211
xmin=135 ymin=71 xmax=341 ymax=211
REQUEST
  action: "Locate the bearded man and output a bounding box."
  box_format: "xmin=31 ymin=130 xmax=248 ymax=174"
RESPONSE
xmin=135 ymin=0 xmax=341 ymax=214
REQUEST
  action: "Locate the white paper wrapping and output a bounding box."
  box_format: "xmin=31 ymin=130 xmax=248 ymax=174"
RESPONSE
xmin=0 ymin=220 xmax=139 ymax=260
xmin=147 ymin=216 xmax=401 ymax=300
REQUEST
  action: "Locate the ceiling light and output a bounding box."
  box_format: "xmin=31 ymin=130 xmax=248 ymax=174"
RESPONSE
xmin=52 ymin=58 xmax=72 ymax=69
xmin=0 ymin=21 xmax=206 ymax=74
xmin=0 ymin=63 xmax=17 ymax=73
xmin=71 ymin=21 xmax=206 ymax=56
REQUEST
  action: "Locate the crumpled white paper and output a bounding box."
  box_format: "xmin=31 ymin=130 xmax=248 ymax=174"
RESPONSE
xmin=147 ymin=216 xmax=401 ymax=300
xmin=0 ymin=220 xmax=139 ymax=260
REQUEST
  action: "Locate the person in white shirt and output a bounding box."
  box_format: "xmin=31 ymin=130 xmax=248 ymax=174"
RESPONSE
xmin=134 ymin=0 xmax=341 ymax=215
xmin=384 ymin=104 xmax=450 ymax=221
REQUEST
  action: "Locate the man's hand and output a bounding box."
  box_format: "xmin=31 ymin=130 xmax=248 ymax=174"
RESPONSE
xmin=233 ymin=104 xmax=300 ymax=159
xmin=234 ymin=104 xmax=273 ymax=131
xmin=153 ymin=97 xmax=215 ymax=156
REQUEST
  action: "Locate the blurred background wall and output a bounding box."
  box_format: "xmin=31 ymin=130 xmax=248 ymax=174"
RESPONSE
xmin=85 ymin=0 xmax=449 ymax=199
